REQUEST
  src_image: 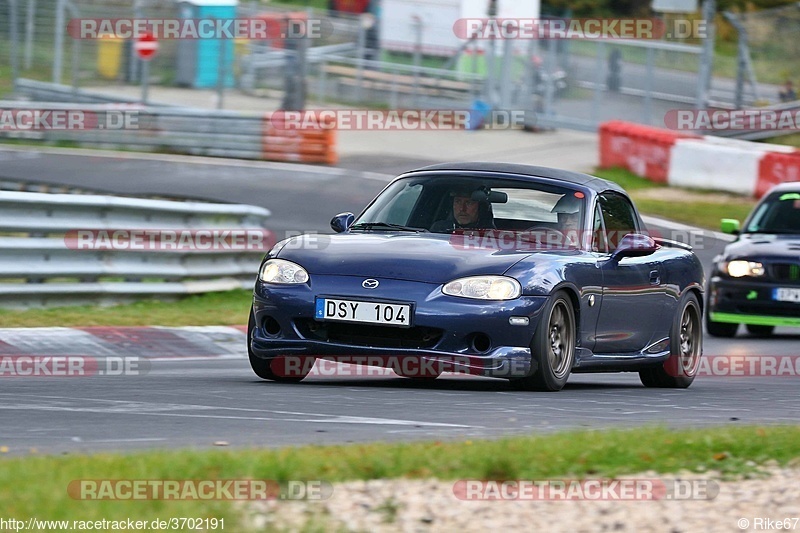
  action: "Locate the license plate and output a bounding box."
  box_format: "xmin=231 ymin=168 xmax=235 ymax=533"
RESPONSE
xmin=774 ymin=288 xmax=800 ymax=302
xmin=315 ymin=298 xmax=411 ymax=327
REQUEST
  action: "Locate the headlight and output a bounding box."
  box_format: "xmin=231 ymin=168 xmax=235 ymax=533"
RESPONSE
xmin=724 ymin=260 xmax=765 ymax=278
xmin=259 ymin=259 xmax=309 ymax=284
xmin=442 ymin=276 xmax=521 ymax=300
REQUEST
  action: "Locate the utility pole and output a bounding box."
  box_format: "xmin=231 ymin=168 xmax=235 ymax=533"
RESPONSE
xmin=695 ymin=0 xmax=716 ymax=110
xmin=485 ymin=0 xmax=498 ymax=107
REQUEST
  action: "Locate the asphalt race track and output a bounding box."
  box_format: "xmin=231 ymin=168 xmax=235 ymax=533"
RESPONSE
xmin=1 ymin=147 xmax=799 ymax=455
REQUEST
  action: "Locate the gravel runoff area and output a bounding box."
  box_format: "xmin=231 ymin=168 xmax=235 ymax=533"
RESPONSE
xmin=247 ymin=465 xmax=800 ymax=532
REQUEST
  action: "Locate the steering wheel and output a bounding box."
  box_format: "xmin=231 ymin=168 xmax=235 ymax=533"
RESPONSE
xmin=524 ymin=226 xmax=565 ymax=238
xmin=520 ymin=226 xmax=571 ymax=248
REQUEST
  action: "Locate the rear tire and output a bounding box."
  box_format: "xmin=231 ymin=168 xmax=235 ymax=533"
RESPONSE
xmin=705 ymin=314 xmax=738 ymax=338
xmin=640 ymin=292 xmax=702 ymax=388
xmin=746 ymin=324 xmax=774 ymax=336
xmin=512 ymin=290 xmax=575 ymax=392
xmin=248 ymin=307 xmax=313 ymax=382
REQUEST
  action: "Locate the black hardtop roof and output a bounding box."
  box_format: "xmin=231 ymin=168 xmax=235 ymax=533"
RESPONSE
xmin=405 ymin=162 xmax=625 ymax=194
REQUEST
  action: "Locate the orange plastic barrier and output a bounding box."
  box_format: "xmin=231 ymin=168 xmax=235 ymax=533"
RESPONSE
xmin=756 ymin=150 xmax=800 ymax=198
xmin=598 ymin=121 xmax=699 ymax=183
xmin=262 ymin=111 xmax=337 ymax=165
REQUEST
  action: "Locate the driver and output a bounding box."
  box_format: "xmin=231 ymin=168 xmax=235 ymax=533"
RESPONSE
xmin=551 ymin=194 xmax=583 ymax=245
xmin=431 ymin=186 xmax=495 ymax=232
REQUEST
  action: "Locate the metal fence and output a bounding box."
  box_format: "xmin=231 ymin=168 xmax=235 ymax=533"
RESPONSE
xmin=0 ymin=0 xmax=366 ymax=100
xmin=0 ymin=189 xmax=271 ymax=308
xmin=724 ymin=4 xmax=800 ymax=103
xmin=521 ymin=38 xmax=707 ymax=131
xmin=0 ymin=0 xmax=792 ymax=133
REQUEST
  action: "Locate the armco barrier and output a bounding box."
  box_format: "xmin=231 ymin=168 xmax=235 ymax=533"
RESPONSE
xmin=263 ymin=111 xmax=338 ymax=164
xmin=0 ymin=191 xmax=273 ymax=308
xmin=598 ymin=121 xmax=700 ymax=183
xmin=0 ymin=101 xmax=338 ymax=165
xmin=757 ymin=151 xmax=800 ymax=198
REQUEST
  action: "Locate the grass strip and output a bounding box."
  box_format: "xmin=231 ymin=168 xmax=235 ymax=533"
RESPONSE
xmin=1 ymin=426 xmax=799 ymax=526
xmin=0 ymin=289 xmax=253 ymax=327
xmin=594 ymin=167 xmax=756 ymax=230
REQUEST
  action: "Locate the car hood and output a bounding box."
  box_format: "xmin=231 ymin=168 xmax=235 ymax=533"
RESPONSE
xmin=276 ymin=232 xmax=533 ymax=283
xmin=724 ymin=233 xmax=800 ymax=261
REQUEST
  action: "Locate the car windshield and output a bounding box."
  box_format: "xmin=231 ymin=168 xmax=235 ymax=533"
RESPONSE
xmin=354 ymin=175 xmax=586 ymax=239
xmin=744 ymin=192 xmax=800 ymax=234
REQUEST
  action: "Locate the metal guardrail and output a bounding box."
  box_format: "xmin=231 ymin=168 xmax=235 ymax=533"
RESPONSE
xmin=706 ymin=99 xmax=800 ymax=141
xmin=0 ymin=191 xmax=271 ymax=308
xmin=14 ymin=79 xmax=175 ymax=107
xmin=0 ymin=99 xmax=339 ymax=163
xmin=0 ymin=99 xmax=266 ymax=160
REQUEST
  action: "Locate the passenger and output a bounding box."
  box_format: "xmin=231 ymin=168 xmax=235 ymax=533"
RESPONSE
xmin=550 ymin=194 xmax=583 ymax=245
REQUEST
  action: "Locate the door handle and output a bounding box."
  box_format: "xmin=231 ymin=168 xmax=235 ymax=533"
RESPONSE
xmin=649 ymin=270 xmax=660 ymax=285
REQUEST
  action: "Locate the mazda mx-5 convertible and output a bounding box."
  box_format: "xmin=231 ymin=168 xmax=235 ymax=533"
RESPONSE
xmin=248 ymin=163 xmax=705 ymax=391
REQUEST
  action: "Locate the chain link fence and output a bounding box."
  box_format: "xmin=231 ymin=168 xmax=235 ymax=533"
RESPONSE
xmin=0 ymin=1 xmax=790 ymax=131
xmin=721 ymin=4 xmax=800 ymax=105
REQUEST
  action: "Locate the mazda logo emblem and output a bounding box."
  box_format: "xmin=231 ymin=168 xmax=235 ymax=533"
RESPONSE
xmin=362 ymin=279 xmax=379 ymax=289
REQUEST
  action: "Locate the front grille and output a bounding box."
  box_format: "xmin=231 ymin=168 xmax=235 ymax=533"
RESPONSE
xmin=734 ymin=304 xmax=800 ymax=318
xmin=294 ymin=319 xmax=443 ymax=349
xmin=770 ymin=263 xmax=800 ymax=283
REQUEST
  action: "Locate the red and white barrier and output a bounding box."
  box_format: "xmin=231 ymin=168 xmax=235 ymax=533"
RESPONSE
xmin=598 ymin=121 xmax=699 ymax=184
xmin=757 ymin=151 xmax=800 ymax=198
xmin=598 ymin=120 xmax=800 ymax=197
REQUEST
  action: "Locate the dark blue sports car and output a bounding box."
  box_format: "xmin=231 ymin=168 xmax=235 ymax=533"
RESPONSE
xmin=706 ymin=182 xmax=800 ymax=337
xmin=248 ymin=163 xmax=705 ymax=391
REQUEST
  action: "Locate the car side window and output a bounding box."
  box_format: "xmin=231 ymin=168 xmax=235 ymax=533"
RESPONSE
xmin=592 ymin=204 xmax=608 ymax=253
xmin=598 ymin=192 xmax=638 ymax=252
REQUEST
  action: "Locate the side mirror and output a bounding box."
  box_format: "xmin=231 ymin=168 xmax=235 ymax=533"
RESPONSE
xmin=611 ymin=233 xmax=659 ymax=261
xmin=720 ymin=218 xmax=740 ymax=235
xmin=330 ymin=212 xmax=355 ymax=233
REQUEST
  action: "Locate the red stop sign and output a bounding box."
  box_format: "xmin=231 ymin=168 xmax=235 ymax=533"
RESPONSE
xmin=134 ymin=32 xmax=159 ymax=61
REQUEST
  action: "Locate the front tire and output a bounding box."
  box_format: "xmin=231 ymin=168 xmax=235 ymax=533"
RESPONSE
xmin=640 ymin=292 xmax=702 ymax=388
xmin=746 ymin=324 xmax=774 ymax=336
xmin=248 ymin=307 xmax=313 ymax=382
xmin=705 ymin=313 xmax=738 ymax=338
xmin=512 ymin=290 xmax=575 ymax=392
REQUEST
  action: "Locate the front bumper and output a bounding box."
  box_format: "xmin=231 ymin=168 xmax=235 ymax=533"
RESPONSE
xmin=250 ymin=274 xmax=549 ymax=378
xmin=707 ymin=276 xmax=800 ymax=327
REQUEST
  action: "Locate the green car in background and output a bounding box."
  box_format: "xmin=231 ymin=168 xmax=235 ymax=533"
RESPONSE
xmin=706 ymin=183 xmax=800 ymax=337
